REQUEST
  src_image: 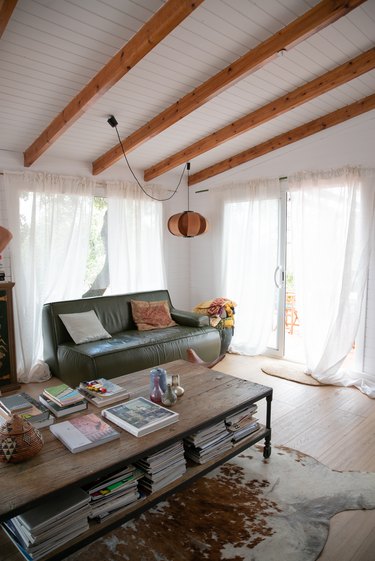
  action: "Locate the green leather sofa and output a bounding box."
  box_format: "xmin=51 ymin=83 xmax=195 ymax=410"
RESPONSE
xmin=42 ymin=290 xmax=221 ymax=387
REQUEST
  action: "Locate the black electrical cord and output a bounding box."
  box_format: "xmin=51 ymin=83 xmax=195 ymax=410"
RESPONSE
xmin=108 ymin=115 xmax=188 ymax=202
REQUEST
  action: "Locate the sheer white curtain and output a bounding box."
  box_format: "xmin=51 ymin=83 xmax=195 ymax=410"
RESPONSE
xmin=106 ymin=181 xmax=166 ymax=294
xmin=220 ymin=178 xmax=280 ymax=355
xmin=289 ymin=167 xmax=375 ymax=396
xmin=4 ymin=171 xmax=95 ymax=382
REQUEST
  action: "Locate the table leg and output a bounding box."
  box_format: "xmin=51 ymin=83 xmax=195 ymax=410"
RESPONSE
xmin=263 ymin=394 xmax=272 ymax=459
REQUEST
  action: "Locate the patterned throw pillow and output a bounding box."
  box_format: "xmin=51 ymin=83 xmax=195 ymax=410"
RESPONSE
xmin=130 ymin=300 xmax=177 ymax=331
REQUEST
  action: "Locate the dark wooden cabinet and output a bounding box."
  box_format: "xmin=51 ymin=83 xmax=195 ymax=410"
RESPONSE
xmin=0 ymin=282 xmax=19 ymax=393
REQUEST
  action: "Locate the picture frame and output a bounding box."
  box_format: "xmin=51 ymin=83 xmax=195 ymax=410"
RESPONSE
xmin=0 ymin=282 xmax=20 ymax=394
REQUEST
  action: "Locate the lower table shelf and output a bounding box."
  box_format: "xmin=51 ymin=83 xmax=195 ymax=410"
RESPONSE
xmin=0 ymin=426 xmax=270 ymax=561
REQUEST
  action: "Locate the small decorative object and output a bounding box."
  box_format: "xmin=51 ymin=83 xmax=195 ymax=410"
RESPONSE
xmin=150 ymin=375 xmax=164 ymax=404
xmin=161 ymin=384 xmax=177 ymax=407
xmin=171 ymin=374 xmax=184 ymax=397
xmin=0 ymin=414 xmax=43 ymax=463
xmin=149 ymin=367 xmax=167 ymax=393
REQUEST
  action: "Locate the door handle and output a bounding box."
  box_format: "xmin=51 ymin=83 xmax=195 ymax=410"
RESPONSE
xmin=274 ymin=266 xmax=284 ymax=289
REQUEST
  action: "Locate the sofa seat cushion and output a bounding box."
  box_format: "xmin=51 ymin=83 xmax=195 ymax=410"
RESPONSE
xmin=56 ymin=325 xmax=220 ymax=387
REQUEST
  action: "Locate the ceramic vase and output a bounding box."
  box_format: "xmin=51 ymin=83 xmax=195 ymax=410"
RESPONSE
xmin=150 ymin=375 xmax=164 ymax=404
xmin=161 ymin=384 xmax=177 ymax=407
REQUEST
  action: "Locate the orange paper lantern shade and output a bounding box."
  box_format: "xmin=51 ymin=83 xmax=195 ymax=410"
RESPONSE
xmin=168 ymin=211 xmax=208 ymax=237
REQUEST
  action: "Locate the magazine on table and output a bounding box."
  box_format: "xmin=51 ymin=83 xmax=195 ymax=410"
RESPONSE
xmin=102 ymin=396 xmax=179 ymax=437
xmin=50 ymin=413 xmax=120 ymax=453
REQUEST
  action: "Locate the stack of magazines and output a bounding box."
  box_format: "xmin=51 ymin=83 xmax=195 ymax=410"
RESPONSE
xmin=2 ymin=487 xmax=90 ymax=561
xmin=184 ymin=421 xmax=233 ymax=464
xmin=135 ymin=441 xmax=186 ymax=493
xmin=84 ymin=465 xmax=144 ymax=522
xmin=225 ymin=405 xmax=260 ymax=443
xmin=0 ymin=392 xmax=54 ymax=429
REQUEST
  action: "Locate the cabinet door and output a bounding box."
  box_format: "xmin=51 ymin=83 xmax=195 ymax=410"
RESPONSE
xmin=0 ymin=282 xmax=19 ymax=392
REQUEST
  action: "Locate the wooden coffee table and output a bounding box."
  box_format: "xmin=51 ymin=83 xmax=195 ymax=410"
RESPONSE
xmin=0 ymin=359 xmax=272 ymax=561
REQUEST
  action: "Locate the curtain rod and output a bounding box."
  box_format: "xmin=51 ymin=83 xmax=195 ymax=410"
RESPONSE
xmin=1 ymin=171 xmax=289 ymax=184
xmin=0 ymin=171 xmax=107 ymax=186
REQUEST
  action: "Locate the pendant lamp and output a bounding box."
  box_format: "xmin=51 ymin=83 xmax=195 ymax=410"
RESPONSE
xmin=167 ymin=163 xmax=208 ymax=238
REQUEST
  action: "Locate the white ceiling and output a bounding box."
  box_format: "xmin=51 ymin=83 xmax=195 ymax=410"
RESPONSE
xmin=0 ymin=0 xmax=375 ymax=187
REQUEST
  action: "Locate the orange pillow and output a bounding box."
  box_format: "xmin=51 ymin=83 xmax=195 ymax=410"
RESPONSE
xmin=131 ymin=300 xmax=177 ymax=331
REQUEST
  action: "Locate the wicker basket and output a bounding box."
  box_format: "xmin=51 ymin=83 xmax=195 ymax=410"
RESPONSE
xmin=0 ymin=414 xmax=43 ymax=463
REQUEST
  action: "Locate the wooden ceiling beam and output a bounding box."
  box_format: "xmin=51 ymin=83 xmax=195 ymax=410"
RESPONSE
xmin=0 ymin=0 xmax=18 ymax=39
xmin=145 ymin=47 xmax=375 ymax=181
xmin=188 ymin=93 xmax=375 ymax=186
xmin=23 ymin=0 xmax=204 ymax=168
xmin=92 ymin=0 xmax=365 ymax=176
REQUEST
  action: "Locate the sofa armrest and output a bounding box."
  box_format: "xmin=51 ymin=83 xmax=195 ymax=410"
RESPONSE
xmin=171 ymin=309 xmax=209 ymax=328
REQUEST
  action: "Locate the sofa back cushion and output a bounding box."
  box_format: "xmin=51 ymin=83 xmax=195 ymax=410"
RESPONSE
xmin=59 ymin=310 xmax=111 ymax=344
xmin=43 ymin=290 xmax=172 ymax=348
xmin=131 ymin=300 xmax=177 ymax=331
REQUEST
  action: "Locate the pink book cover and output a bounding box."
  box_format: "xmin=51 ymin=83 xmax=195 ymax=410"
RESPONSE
xmin=70 ymin=413 xmax=118 ymax=443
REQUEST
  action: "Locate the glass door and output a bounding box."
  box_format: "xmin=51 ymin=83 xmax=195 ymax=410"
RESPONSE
xmin=266 ymin=183 xmax=287 ymax=357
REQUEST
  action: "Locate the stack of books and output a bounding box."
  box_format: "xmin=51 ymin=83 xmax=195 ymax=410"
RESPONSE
xmin=84 ymin=465 xmax=144 ymax=522
xmin=50 ymin=413 xmax=120 ymax=453
xmin=225 ymin=405 xmax=260 ymax=443
xmin=42 ymin=384 xmax=85 ymax=408
xmin=2 ymin=487 xmax=90 ymax=561
xmin=183 ymin=420 xmax=232 ymax=464
xmin=135 ymin=441 xmax=186 ymax=494
xmin=78 ymin=378 xmax=130 ymax=408
xmin=0 ymin=393 xmax=54 ymax=429
xmin=38 ymin=394 xmax=87 ymax=418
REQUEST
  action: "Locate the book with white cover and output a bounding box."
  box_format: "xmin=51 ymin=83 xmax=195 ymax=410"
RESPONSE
xmin=50 ymin=413 xmax=120 ymax=453
xmin=102 ymin=396 xmax=179 ymax=437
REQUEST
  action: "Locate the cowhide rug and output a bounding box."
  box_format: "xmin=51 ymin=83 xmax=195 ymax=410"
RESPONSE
xmin=66 ymin=446 xmax=375 ymax=561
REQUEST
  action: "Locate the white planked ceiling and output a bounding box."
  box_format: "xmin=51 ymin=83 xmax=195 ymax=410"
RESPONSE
xmin=0 ymin=0 xmax=375 ymax=186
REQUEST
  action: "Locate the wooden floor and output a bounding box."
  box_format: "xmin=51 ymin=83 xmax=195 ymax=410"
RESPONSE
xmin=214 ymin=353 xmax=375 ymax=561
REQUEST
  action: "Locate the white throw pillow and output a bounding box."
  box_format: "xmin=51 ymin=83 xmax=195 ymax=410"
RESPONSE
xmin=59 ymin=310 xmax=111 ymax=344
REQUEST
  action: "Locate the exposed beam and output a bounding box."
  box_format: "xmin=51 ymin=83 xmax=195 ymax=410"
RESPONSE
xmin=23 ymin=0 xmax=204 ymax=168
xmin=92 ymin=0 xmax=365 ymax=176
xmin=188 ymin=93 xmax=375 ymax=185
xmin=0 ymin=0 xmax=17 ymax=39
xmin=145 ymin=47 xmax=375 ymax=181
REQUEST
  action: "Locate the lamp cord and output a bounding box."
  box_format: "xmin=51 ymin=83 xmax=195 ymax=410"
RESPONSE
xmin=113 ymin=124 xmax=187 ymax=202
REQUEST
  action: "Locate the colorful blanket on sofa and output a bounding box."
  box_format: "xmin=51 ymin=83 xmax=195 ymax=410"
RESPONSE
xmin=193 ymin=297 xmax=236 ymax=330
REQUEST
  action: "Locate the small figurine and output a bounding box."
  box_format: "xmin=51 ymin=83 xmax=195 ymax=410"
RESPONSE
xmin=171 ymin=374 xmax=184 ymax=397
